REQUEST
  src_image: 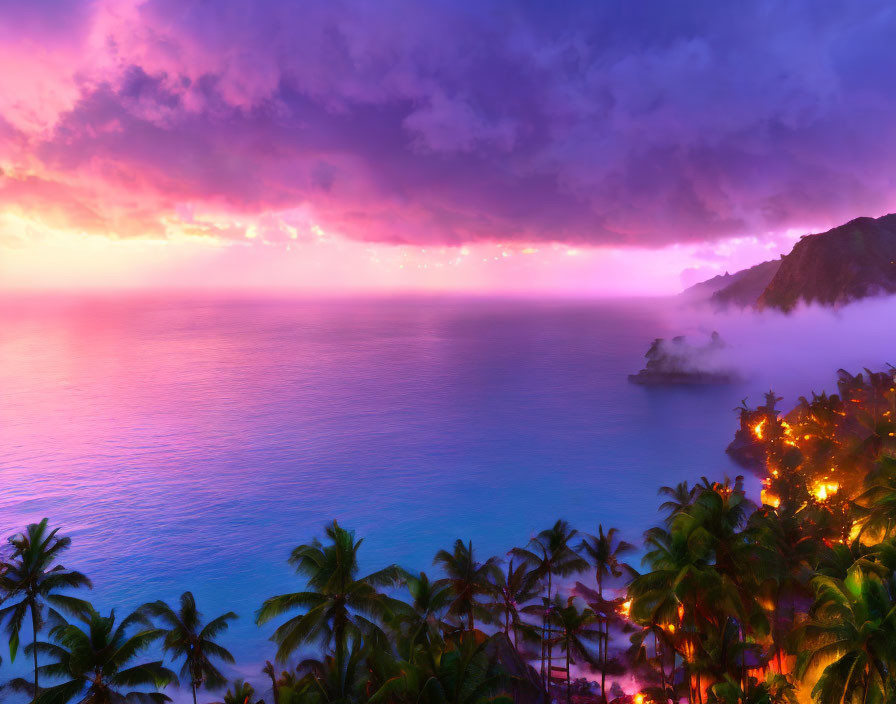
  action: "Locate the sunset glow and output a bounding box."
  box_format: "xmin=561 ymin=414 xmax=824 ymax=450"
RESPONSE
xmin=3 ymin=1 xmax=894 ymax=292
xmin=4 ymin=5 xmax=896 ymax=704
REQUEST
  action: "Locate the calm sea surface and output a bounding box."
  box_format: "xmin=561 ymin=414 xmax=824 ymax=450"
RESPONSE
xmin=0 ymin=295 xmax=765 ymax=697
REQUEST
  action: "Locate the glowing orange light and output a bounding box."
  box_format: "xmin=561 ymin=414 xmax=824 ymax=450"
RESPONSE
xmin=752 ymin=419 xmax=766 ymax=440
xmin=761 ymin=488 xmax=780 ymax=508
xmin=634 ymin=694 xmax=645 ymax=704
xmin=780 ymin=420 xmax=797 ymax=446
xmin=813 ymin=481 xmax=839 ymax=501
xmin=619 ymin=599 xmax=632 ymax=617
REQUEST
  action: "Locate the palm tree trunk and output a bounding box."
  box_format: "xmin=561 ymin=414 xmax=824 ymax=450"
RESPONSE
xmin=601 ymin=618 xmax=609 ymax=704
xmin=773 ymin=590 xmax=784 ymax=674
xmin=597 ymin=572 xmax=606 ymax=704
xmin=547 ymin=627 xmax=553 ymax=702
xmin=566 ymin=643 xmax=571 ymax=704
xmin=655 ymin=631 xmax=666 ymax=699
xmin=505 ymin=560 xmax=513 ymax=640
xmin=672 ymin=650 xmax=677 ymax=699
xmin=31 ymin=603 xmax=39 ymax=702
xmin=336 ymin=641 xmax=346 ymax=699
xmin=191 ymin=681 xmax=198 ymax=704
xmin=547 ymin=572 xmax=553 ymax=704
xmin=334 ymin=613 xmax=347 ymax=699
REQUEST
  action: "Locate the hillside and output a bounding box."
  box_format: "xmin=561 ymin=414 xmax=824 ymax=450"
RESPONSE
xmin=685 ymin=213 xmax=896 ymax=311
xmin=757 ymin=214 xmax=896 ymax=311
xmin=682 ymin=259 xmax=781 ymax=308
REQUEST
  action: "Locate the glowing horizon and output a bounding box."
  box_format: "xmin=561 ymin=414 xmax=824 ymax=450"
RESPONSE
xmin=0 ymin=219 xmax=810 ymax=295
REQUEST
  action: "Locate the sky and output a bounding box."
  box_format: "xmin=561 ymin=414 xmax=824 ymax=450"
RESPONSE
xmin=2 ymin=0 xmax=896 ymax=294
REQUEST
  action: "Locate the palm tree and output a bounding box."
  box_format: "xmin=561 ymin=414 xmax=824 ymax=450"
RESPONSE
xmin=486 ymin=558 xmax=540 ymax=648
xmin=143 ymin=591 xmax=237 ymax=704
xmin=579 ymin=525 xmax=634 ymax=701
xmin=0 ymin=518 xmax=91 ymax=698
xmin=511 ymin=520 xmax=587 ymax=697
xmin=658 ymin=482 xmax=697 ymax=523
xmin=693 ymin=478 xmax=767 ymax=693
xmin=687 ymin=477 xmax=752 ymax=579
xmin=854 ymin=456 xmax=896 ymax=540
xmin=210 ymin=679 xmax=264 ymax=704
xmin=549 ymin=597 xmax=601 ymax=704
xmin=433 ymin=539 xmax=497 ymax=632
xmin=9 ymin=604 xmax=176 ymax=704
xmin=745 ymin=504 xmax=818 ymax=674
xmin=289 ymin=638 xmax=378 ymax=704
xmin=796 ymin=567 xmax=896 ymax=704
xmin=370 ymin=632 xmax=516 ymax=704
xmin=256 ymin=520 xmax=402 ymax=663
xmin=629 ymin=523 xmax=719 ymax=704
xmin=627 ymin=618 xmax=678 ymax=703
xmin=393 ymin=570 xmax=452 ymax=656
xmin=511 ymin=521 xmax=587 ymax=606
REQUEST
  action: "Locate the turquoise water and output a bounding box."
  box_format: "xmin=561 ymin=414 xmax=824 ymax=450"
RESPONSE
xmin=0 ymin=295 xmax=761 ymax=699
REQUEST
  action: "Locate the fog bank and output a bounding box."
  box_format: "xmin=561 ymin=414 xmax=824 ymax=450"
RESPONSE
xmin=668 ymin=295 xmax=896 ymax=403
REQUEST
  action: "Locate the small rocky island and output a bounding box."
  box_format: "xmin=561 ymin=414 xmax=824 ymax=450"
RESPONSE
xmin=629 ymin=332 xmax=738 ymax=385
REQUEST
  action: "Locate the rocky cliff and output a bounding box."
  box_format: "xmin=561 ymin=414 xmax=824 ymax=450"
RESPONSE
xmin=685 ymin=213 xmax=896 ymax=311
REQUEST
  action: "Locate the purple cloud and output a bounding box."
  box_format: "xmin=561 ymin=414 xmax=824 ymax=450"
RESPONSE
xmin=3 ymin=0 xmax=896 ymax=247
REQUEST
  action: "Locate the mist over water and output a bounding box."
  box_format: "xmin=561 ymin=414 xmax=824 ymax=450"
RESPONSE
xmin=670 ymin=295 xmax=896 ymax=401
xmin=0 ymin=293 xmax=893 ymax=700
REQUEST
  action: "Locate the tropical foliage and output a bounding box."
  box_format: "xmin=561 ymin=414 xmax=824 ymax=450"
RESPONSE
xmin=0 ymin=366 xmax=894 ymax=704
xmin=10 ymin=605 xmax=176 ymax=704
xmin=0 ymin=518 xmax=91 ymax=698
xmin=143 ymin=592 xmax=237 ymax=704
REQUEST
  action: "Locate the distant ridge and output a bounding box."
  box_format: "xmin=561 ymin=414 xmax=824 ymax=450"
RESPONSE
xmin=682 ymin=259 xmax=782 ymax=308
xmin=684 ymin=213 xmax=896 ymax=311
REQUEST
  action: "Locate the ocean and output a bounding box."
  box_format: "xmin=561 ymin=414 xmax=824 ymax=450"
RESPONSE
xmin=3 ymin=293 xmax=866 ymax=699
